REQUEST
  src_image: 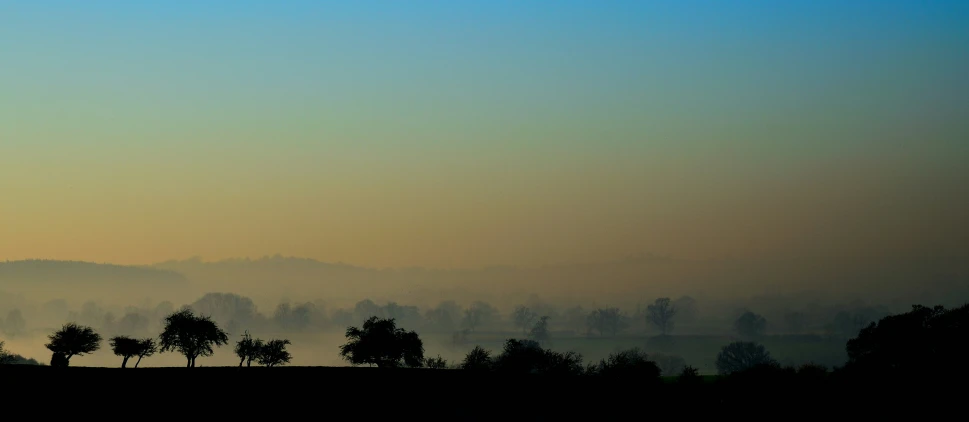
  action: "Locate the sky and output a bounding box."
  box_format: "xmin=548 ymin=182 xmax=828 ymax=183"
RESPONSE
xmin=1 ymin=0 xmax=967 ymax=269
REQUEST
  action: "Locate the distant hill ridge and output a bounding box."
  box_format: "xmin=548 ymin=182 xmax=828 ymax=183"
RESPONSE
xmin=0 ymin=259 xmax=188 ymax=284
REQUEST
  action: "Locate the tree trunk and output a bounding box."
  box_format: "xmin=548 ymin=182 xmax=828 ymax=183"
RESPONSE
xmin=122 ymin=356 xmax=129 ymax=368
xmin=135 ymin=356 xmax=143 ymax=368
xmin=239 ymin=357 xmax=245 ymax=367
xmin=247 ymin=358 xmax=252 ymax=367
xmin=191 ymin=356 xmax=197 ymax=367
xmin=186 ymin=356 xmax=192 ymax=367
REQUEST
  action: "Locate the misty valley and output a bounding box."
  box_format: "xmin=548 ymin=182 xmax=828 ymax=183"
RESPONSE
xmin=2 ymin=259 xmax=966 ymax=414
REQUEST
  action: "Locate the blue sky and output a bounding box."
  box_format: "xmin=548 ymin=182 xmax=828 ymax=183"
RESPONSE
xmin=1 ymin=1 xmax=967 ymax=266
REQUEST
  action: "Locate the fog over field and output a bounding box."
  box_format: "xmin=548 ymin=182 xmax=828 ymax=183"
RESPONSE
xmin=2 ymin=254 xmax=966 ymax=371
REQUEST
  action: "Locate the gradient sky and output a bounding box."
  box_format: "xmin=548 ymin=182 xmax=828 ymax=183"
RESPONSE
xmin=1 ymin=1 xmax=967 ymax=268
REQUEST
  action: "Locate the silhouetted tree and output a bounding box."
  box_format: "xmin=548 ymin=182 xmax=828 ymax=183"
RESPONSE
xmin=158 ymin=308 xmax=229 ymax=367
xmin=338 ymin=316 xmax=424 ymax=368
xmin=541 ymin=349 xmax=585 ymax=376
xmin=845 ymin=303 xmax=969 ymax=377
xmin=528 ymin=315 xmax=550 ymax=345
xmin=109 ymin=335 xmax=142 ymax=368
xmin=646 ymin=298 xmax=677 ymax=335
xmin=134 ymin=338 xmax=157 ymax=367
xmin=0 ymin=341 xmax=12 ymax=364
xmin=461 ymin=345 xmax=493 ymax=371
xmin=493 ymin=339 xmax=544 ymax=374
xmin=234 ymin=330 xmax=264 ymax=367
xmin=734 ymin=311 xmax=767 ymax=338
xmin=587 ymin=347 xmax=661 ymax=380
xmin=258 ymin=339 xmax=292 ymax=367
xmin=492 ymin=338 xmax=584 ymax=375
xmin=45 ymin=322 xmax=102 ymax=366
xmin=586 ymin=307 xmax=628 ymax=336
xmin=677 ymin=365 xmax=702 ymax=384
xmin=512 ymin=306 xmax=537 ymax=335
xmin=715 ymin=341 xmax=776 ymax=375
xmin=50 ymin=352 xmax=69 ymax=367
xmin=424 ymin=354 xmax=448 ymax=369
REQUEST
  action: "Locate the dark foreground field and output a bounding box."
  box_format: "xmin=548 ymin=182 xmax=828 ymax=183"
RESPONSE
xmin=1 ymin=365 xmax=953 ymax=417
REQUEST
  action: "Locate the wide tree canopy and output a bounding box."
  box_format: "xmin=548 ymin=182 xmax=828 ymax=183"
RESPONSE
xmin=339 ymin=316 xmax=424 ymax=368
xmin=159 ymin=308 xmax=229 ymax=367
xmin=45 ymin=323 xmax=102 ymax=366
xmin=846 ymin=303 xmax=969 ymax=377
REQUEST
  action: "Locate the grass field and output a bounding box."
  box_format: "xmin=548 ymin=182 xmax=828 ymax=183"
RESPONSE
xmin=1 ymin=363 xmax=937 ymax=416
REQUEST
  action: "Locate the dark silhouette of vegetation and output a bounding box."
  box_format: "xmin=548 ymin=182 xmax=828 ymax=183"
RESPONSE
xmin=0 ymin=340 xmax=12 ymax=364
xmin=339 ymin=316 xmax=424 ymax=368
xmin=50 ymin=352 xmax=69 ymax=367
xmin=424 ymin=354 xmax=448 ymax=369
xmin=158 ymin=309 xmax=229 ymax=367
xmin=734 ymin=311 xmax=767 ymax=338
xmin=587 ymin=347 xmax=661 ymax=380
xmin=646 ymin=297 xmax=677 ymax=335
xmin=257 ymin=339 xmax=292 ymax=367
xmin=677 ymin=365 xmax=702 ymax=384
xmin=109 ymin=335 xmax=143 ymax=368
xmin=844 ymin=303 xmax=969 ymax=377
xmin=460 ymin=345 xmax=493 ymax=371
xmin=491 ymin=339 xmax=584 ymax=376
xmin=715 ymin=341 xmax=776 ymax=375
xmin=45 ymin=322 xmax=102 ymax=367
xmin=134 ymin=338 xmax=157 ymax=367
xmin=234 ymin=330 xmax=264 ymax=367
